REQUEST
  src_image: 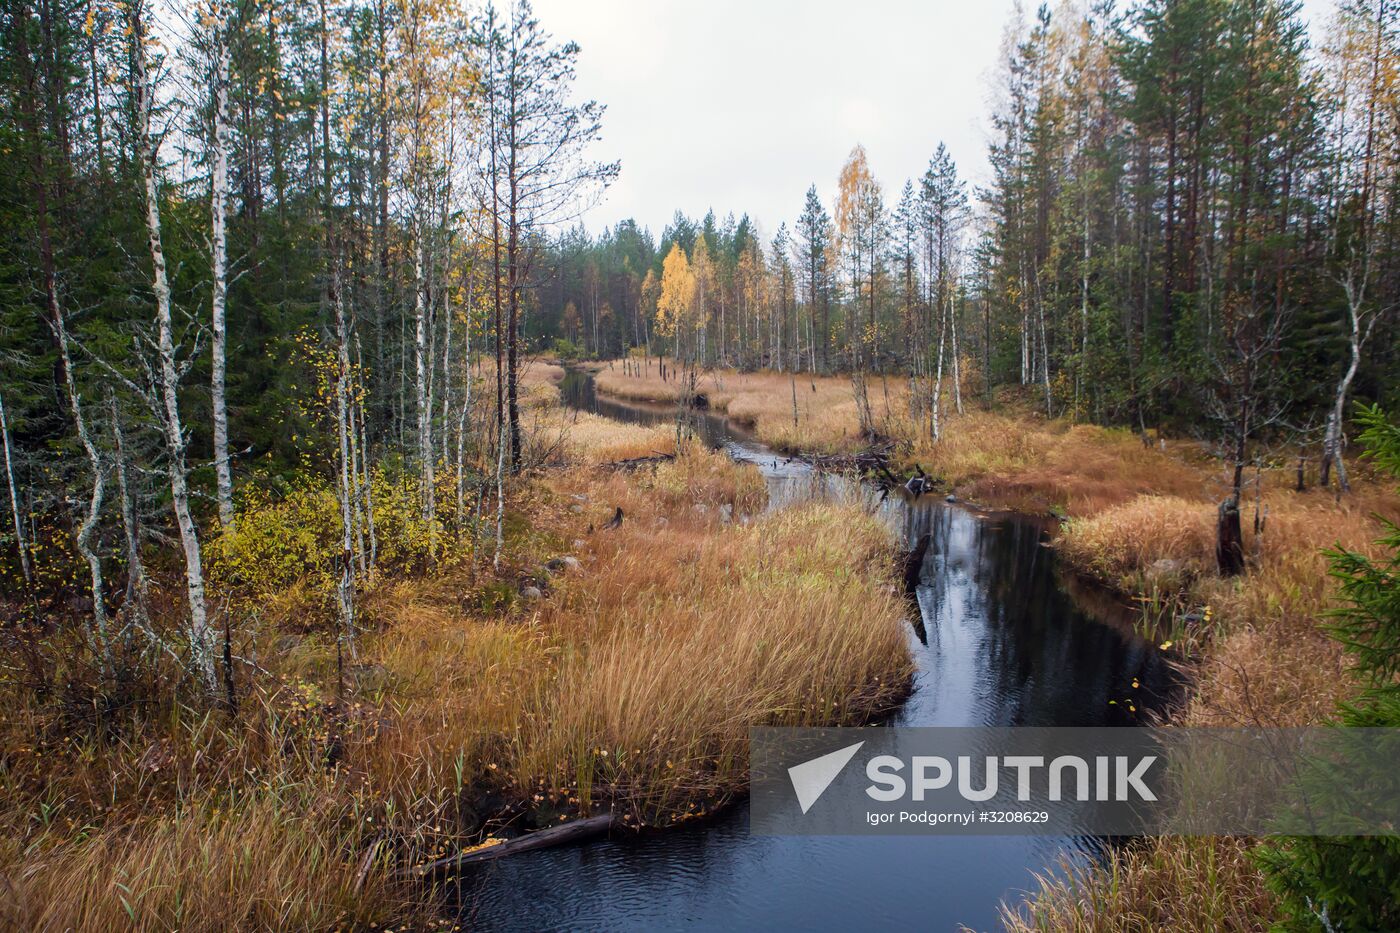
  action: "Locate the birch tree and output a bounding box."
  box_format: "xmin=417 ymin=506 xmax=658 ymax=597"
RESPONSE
xmin=1320 ymin=0 xmax=1398 ymax=492
xmin=131 ymin=0 xmax=216 ymax=690
xmin=0 ymin=392 xmax=28 ymax=588
xmin=206 ymin=0 xmax=235 ymax=528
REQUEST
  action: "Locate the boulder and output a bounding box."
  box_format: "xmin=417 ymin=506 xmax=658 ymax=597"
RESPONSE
xmin=544 ymin=555 xmax=583 ymax=574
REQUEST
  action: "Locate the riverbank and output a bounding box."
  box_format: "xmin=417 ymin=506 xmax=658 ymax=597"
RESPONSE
xmin=587 ymin=356 xmax=1398 ymax=930
xmin=0 ymin=364 xmax=913 ymax=930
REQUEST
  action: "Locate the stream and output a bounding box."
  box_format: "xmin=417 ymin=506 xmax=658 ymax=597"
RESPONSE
xmin=457 ymin=369 xmax=1178 ymax=932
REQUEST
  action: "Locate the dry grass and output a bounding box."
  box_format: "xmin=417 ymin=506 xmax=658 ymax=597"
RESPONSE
xmin=1000 ymin=836 xmax=1277 ymax=933
xmin=1010 ymin=484 xmax=1394 ymax=933
xmin=592 ymin=362 xmax=1207 ymax=514
xmin=555 ymin=409 xmax=676 ymax=465
xmin=0 ymin=791 xmax=391 ymax=932
xmin=593 ymin=358 xmax=1400 ymax=930
xmin=909 ymin=415 xmax=1206 ymax=515
xmin=0 ymin=376 xmax=911 ymax=930
xmin=593 ymin=360 xmax=890 ymax=455
xmin=516 ymin=501 xmax=912 ymax=820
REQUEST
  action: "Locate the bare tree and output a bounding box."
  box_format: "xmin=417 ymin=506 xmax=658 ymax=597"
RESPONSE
xmin=478 ymin=0 xmax=617 ymax=472
xmin=1205 ymin=292 xmax=1292 ymax=576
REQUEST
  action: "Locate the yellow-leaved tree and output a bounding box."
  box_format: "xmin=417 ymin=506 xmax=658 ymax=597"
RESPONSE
xmin=655 ymin=242 xmax=695 ymax=359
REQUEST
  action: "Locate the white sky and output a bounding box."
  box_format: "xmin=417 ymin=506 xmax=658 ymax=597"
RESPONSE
xmin=532 ymin=0 xmax=1337 ymax=241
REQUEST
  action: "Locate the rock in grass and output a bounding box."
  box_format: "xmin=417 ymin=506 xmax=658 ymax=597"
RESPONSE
xmin=520 ymin=585 xmax=543 ymax=601
xmin=544 ymin=555 xmax=582 ymax=574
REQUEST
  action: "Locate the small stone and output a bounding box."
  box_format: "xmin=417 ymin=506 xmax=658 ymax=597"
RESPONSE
xmin=544 ymin=555 xmax=583 ymax=574
xmin=572 ymin=539 xmax=586 ymax=549
xmin=520 ymin=585 xmax=543 ymax=601
xmin=945 ymin=494 xmax=957 ymax=503
xmin=569 ymin=504 xmax=584 ymax=514
xmin=719 ymin=503 xmax=734 ymax=524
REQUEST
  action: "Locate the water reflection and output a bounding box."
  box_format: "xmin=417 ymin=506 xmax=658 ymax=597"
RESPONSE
xmin=458 ymin=371 xmax=1177 ymax=931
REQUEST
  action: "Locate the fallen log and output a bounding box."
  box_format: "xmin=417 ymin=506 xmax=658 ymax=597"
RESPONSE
xmin=801 ymin=442 xmax=898 ymax=478
xmin=601 ymin=452 xmax=676 ymax=471
xmin=398 ymin=814 xmax=617 ymax=879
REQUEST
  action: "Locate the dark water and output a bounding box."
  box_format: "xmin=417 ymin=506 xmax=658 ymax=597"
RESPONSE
xmin=456 ymin=370 xmax=1177 ymax=932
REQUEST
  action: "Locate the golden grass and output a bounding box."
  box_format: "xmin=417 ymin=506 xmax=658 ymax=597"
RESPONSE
xmin=516 ymin=502 xmax=912 ymax=820
xmin=555 ymin=409 xmax=676 ymax=465
xmin=593 ymin=360 xmax=887 ymax=455
xmin=0 ymin=378 xmax=911 ymax=929
xmin=592 ymin=358 xmax=1400 ymax=930
xmin=1000 ymin=836 xmax=1276 ymax=933
xmin=0 ymin=792 xmax=392 ymax=932
xmin=592 ymin=361 xmax=1207 ymax=514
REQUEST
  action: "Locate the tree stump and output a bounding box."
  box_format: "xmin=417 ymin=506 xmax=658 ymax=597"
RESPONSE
xmin=1216 ymin=497 xmax=1245 ymax=577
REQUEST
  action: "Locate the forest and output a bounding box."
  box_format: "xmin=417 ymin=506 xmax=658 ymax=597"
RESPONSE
xmin=537 ymin=0 xmax=1398 ymax=481
xmin=1 ymin=0 xmax=1398 ymax=929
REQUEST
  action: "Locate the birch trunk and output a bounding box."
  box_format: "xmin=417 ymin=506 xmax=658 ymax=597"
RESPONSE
xmin=1321 ymin=270 xmax=1371 ymax=493
xmin=931 ymin=299 xmax=948 ymax=442
xmin=441 ymin=284 xmax=453 ymax=465
xmin=133 ymin=9 xmax=215 ymax=690
xmin=110 ymin=394 xmax=150 ymax=634
xmin=0 ymin=391 xmax=31 ymax=587
xmin=333 ymin=273 xmax=357 ymax=656
xmin=210 ymin=25 xmax=234 ymax=528
xmin=455 ymin=286 xmax=474 ymax=526
xmin=414 ymin=235 xmax=435 ymax=525
xmin=950 ymin=292 xmax=963 ymax=416
xmin=55 ymin=312 xmax=109 ymax=668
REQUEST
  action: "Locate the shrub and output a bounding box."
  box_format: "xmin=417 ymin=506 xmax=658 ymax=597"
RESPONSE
xmin=208 ymin=468 xmax=448 ymax=612
xmin=551 ymin=337 xmax=582 ymax=360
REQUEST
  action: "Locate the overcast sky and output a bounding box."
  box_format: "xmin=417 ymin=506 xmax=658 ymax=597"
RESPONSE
xmin=531 ymin=0 xmax=1336 ymax=241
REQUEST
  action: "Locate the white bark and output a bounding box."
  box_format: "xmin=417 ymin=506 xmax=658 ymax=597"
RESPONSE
xmin=441 ymin=278 xmax=453 ymax=463
xmin=133 ymin=7 xmax=216 ymax=690
xmin=333 ymin=273 xmax=357 ymax=656
xmin=55 ymin=312 xmax=109 ymax=666
xmin=455 ymin=286 xmax=474 ymax=526
xmin=210 ymin=21 xmax=234 ymax=529
xmin=110 ymin=394 xmax=150 ymax=633
xmin=0 ymin=391 xmax=31 ymax=587
xmin=414 ymin=235 xmax=435 ymax=526
xmin=931 ymin=298 xmax=948 ymax=441
xmin=950 ymin=290 xmax=963 ymax=416
xmin=1323 ymin=268 xmax=1375 ymax=493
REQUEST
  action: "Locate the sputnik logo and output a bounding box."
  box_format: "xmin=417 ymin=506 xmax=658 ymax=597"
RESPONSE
xmin=788 ymin=741 xmax=865 ymax=814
